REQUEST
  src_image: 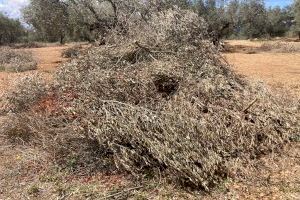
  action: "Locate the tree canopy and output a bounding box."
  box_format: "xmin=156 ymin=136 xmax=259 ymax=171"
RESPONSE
xmin=0 ymin=13 xmax=25 ymax=45
xmin=19 ymin=0 xmax=300 ymax=43
xmin=294 ymin=0 xmax=300 ymax=38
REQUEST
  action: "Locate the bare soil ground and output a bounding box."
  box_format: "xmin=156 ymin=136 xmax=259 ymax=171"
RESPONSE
xmin=224 ymin=40 xmax=300 ymax=96
xmin=30 ymin=45 xmax=68 ymax=72
xmin=0 ymin=41 xmax=299 ymax=199
xmin=0 ymin=45 xmax=68 ymax=98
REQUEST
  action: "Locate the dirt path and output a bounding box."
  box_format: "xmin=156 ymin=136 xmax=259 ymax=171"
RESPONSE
xmin=0 ymin=45 xmax=68 ymax=96
xmin=31 ymin=45 xmax=68 ymax=72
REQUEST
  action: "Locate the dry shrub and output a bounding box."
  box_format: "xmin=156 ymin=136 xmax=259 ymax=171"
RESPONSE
xmin=0 ymin=114 xmax=33 ymax=143
xmin=62 ymin=45 xmax=82 ymax=58
xmin=10 ymin=42 xmax=45 ymax=49
xmin=260 ymin=42 xmax=300 ymax=53
xmin=1 ymin=73 xmax=47 ymax=112
xmin=0 ymin=65 xmax=4 ymax=71
xmin=1 ymin=7 xmax=299 ymax=191
xmin=106 ymin=7 xmax=208 ymax=48
xmin=0 ymin=47 xmax=37 ymax=72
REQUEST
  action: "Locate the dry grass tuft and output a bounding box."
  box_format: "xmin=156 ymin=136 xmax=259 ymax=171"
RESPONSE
xmin=260 ymin=42 xmax=300 ymax=53
xmin=0 ymin=47 xmax=37 ymax=72
xmin=1 ymin=73 xmax=47 ymax=112
xmin=1 ymin=7 xmax=299 ymax=191
xmin=9 ymin=42 xmax=45 ymax=49
xmin=62 ymin=45 xmax=82 ymax=58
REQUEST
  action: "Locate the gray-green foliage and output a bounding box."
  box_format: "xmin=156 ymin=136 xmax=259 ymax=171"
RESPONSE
xmin=194 ymin=0 xmax=294 ymax=39
xmin=239 ymin=0 xmax=268 ymax=38
xmin=294 ymin=0 xmax=300 ymax=38
xmin=21 ymin=0 xmax=299 ymax=42
xmin=194 ymin=0 xmax=268 ymax=39
xmin=23 ymin=0 xmax=69 ymax=44
xmin=23 ymin=0 xmax=118 ymax=42
xmin=0 ymin=13 xmax=25 ymax=45
xmin=267 ymin=6 xmax=293 ymax=37
xmin=225 ymin=0 xmax=241 ymax=37
xmin=195 ymin=0 xmax=231 ymax=37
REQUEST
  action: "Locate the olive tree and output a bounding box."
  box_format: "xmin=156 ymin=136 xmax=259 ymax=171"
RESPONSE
xmin=194 ymin=0 xmax=231 ymax=43
xmin=239 ymin=0 xmax=268 ymax=38
xmin=23 ymin=0 xmax=69 ymax=44
xmin=0 ymin=13 xmax=25 ymax=45
xmin=266 ymin=6 xmax=292 ymax=37
xmin=294 ymin=0 xmax=300 ymax=39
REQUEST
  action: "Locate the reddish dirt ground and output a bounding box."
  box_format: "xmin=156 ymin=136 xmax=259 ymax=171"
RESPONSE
xmin=0 ymin=45 xmax=68 ymax=97
xmin=30 ymin=45 xmax=68 ymax=72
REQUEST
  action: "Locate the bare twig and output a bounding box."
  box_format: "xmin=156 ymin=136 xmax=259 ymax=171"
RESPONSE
xmin=134 ymin=41 xmax=157 ymax=61
xmin=100 ymin=186 xmax=144 ymax=199
xmin=243 ymin=98 xmax=258 ymax=113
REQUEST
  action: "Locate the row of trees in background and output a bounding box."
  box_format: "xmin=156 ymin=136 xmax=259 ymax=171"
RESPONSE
xmin=295 ymin=0 xmax=300 ymax=38
xmin=195 ymin=0 xmax=296 ymax=39
xmin=22 ymin=0 xmax=119 ymax=44
xmin=0 ymin=0 xmax=300 ymax=45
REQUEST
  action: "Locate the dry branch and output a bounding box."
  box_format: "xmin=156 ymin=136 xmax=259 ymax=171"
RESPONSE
xmin=243 ymin=98 xmax=258 ymax=113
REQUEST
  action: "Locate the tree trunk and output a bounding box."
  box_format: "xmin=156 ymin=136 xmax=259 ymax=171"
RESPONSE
xmin=60 ymin=34 xmax=65 ymax=45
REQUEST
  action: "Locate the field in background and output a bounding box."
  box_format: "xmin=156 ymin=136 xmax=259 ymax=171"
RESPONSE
xmin=0 ymin=40 xmax=299 ymax=199
xmin=224 ymin=40 xmax=300 ymax=96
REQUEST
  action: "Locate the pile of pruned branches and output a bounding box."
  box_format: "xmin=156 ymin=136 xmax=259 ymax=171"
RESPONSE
xmin=1 ymin=5 xmax=299 ymax=191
